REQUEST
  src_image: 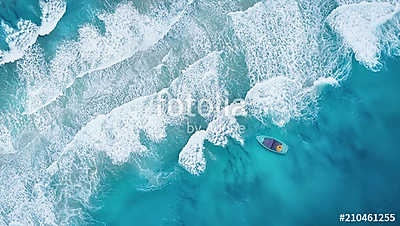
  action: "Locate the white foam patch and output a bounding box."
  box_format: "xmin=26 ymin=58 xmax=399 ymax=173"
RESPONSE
xmin=205 ymin=101 xmax=247 ymax=147
xmin=78 ymin=3 xmax=165 ymax=71
xmin=205 ymin=115 xmax=243 ymax=147
xmin=180 ymin=101 xmax=247 ymax=175
xmin=313 ymin=76 xmax=340 ymax=88
xmin=58 ymin=94 xmax=163 ymax=166
xmin=327 ymin=1 xmax=400 ymax=70
xmin=166 ymin=15 xmax=213 ymax=68
xmin=0 ymin=125 xmax=14 ymax=154
xmin=222 ymin=100 xmax=248 ymax=118
xmin=0 ymin=0 xmax=66 ymax=65
xmin=178 ymin=130 xmax=207 ymax=175
xmin=245 ymin=76 xmax=316 ymax=127
xmin=229 ymin=1 xmax=308 ymax=85
xmin=170 ymin=51 xmax=228 ymax=120
xmin=0 ymin=20 xmax=39 ymax=65
xmin=0 ymin=163 xmax=57 ymax=226
xmin=17 ymin=45 xmax=62 ymax=115
xmin=38 ymin=0 xmax=67 ymax=36
xmin=245 ymin=75 xmax=341 ymax=127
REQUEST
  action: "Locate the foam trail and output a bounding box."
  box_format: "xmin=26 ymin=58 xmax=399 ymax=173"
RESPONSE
xmin=48 ymin=92 xmax=161 ymax=170
xmin=327 ymin=1 xmax=400 ymax=71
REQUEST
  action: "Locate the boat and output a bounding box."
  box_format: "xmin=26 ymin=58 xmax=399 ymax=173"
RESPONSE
xmin=256 ymin=136 xmax=288 ymax=154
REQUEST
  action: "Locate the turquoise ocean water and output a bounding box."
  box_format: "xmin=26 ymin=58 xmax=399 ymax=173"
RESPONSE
xmin=0 ymin=0 xmax=399 ymax=225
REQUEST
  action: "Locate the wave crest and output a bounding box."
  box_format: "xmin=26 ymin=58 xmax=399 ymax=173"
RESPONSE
xmin=327 ymin=1 xmax=400 ymax=71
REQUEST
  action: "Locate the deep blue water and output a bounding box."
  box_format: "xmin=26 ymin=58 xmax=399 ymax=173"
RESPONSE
xmin=0 ymin=0 xmax=399 ymax=225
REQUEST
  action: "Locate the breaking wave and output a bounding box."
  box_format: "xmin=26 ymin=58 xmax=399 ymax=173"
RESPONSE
xmin=327 ymin=1 xmax=400 ymax=71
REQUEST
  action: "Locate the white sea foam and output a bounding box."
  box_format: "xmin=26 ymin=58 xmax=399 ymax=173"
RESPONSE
xmin=0 ymin=20 xmax=39 ymax=65
xmin=222 ymin=100 xmax=248 ymax=118
xmin=17 ymin=45 xmax=62 ymax=115
xmin=313 ymin=76 xmax=340 ymax=88
xmin=38 ymin=0 xmax=67 ymax=36
xmin=229 ymin=1 xmax=311 ymax=126
xmin=180 ymin=101 xmax=247 ymax=175
xmin=56 ymin=95 xmax=159 ymax=166
xmin=327 ymin=1 xmax=400 ymax=70
xmin=20 ymin=1 xmax=194 ymax=115
xmin=245 ymin=77 xmax=313 ymax=127
xmin=0 ymin=125 xmax=14 ymax=154
xmin=230 ymin=0 xmax=353 ymax=126
xmin=169 ymin=51 xmax=228 ymax=120
xmin=0 ymin=0 xmax=66 ymax=65
xmin=205 ymin=115 xmax=243 ymax=147
xmin=0 ymin=160 xmax=57 ymax=226
xmin=178 ymin=130 xmax=207 ymax=175
xmin=205 ymin=101 xmax=246 ymax=147
xmin=77 ymin=3 xmax=166 ymax=71
xmin=229 ymin=1 xmax=308 ymax=85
